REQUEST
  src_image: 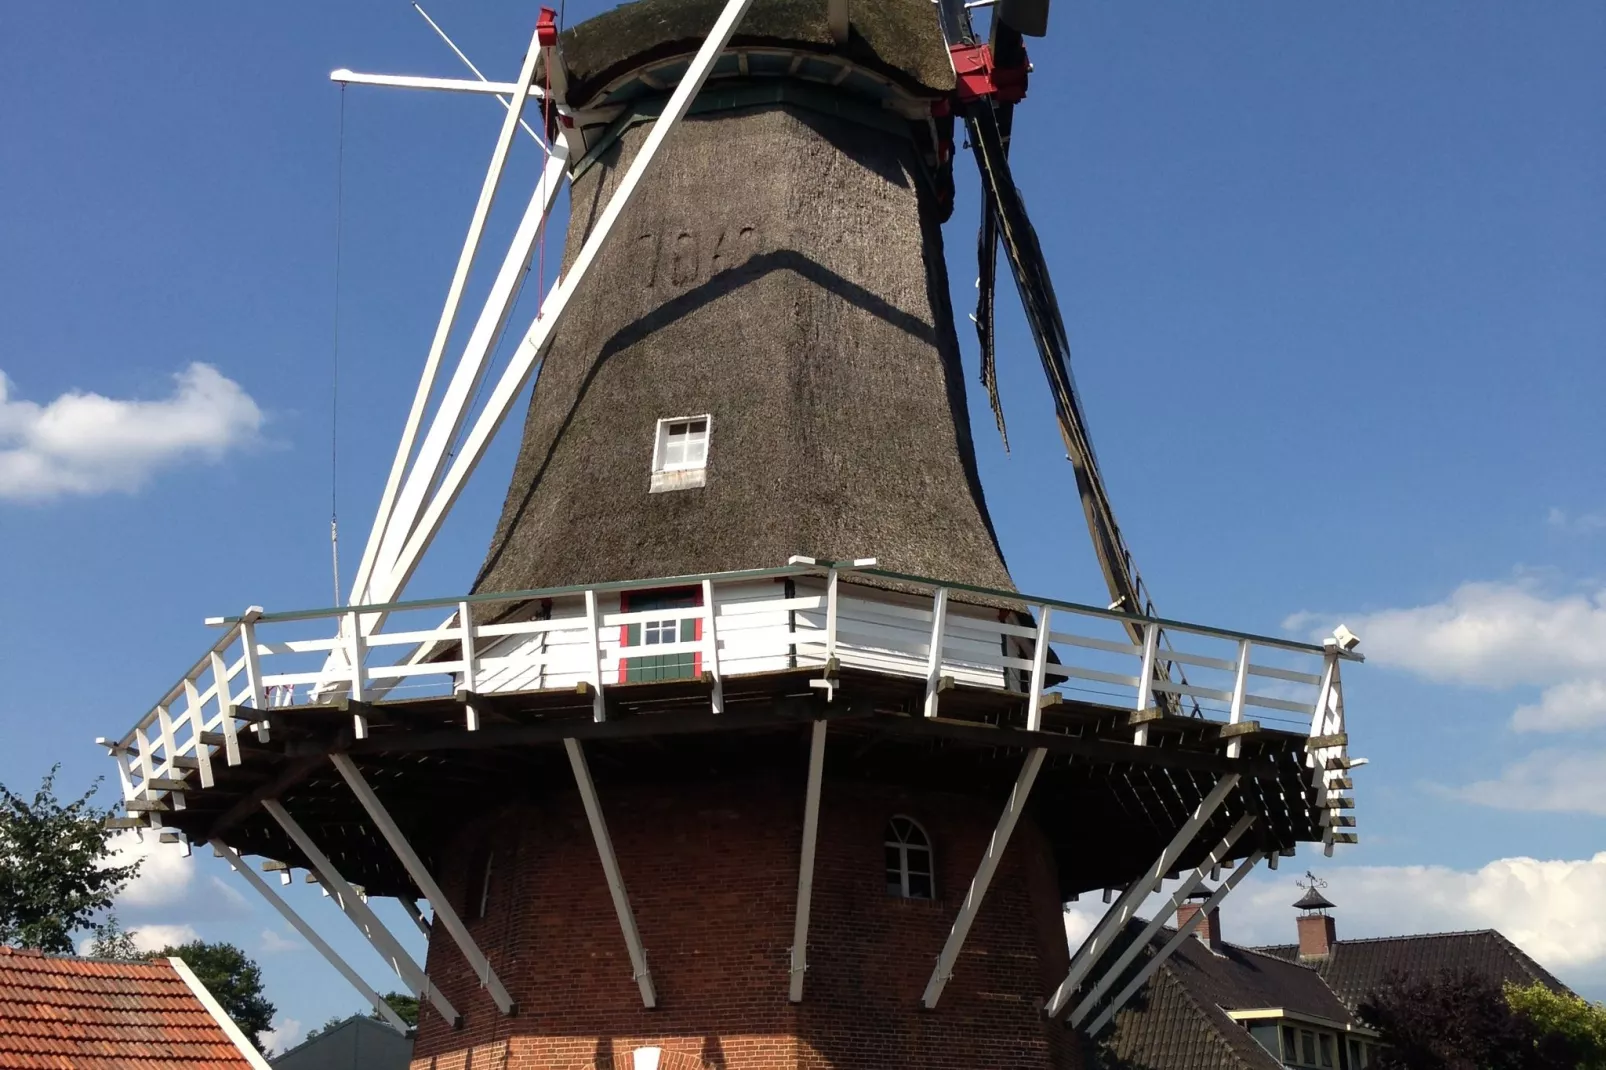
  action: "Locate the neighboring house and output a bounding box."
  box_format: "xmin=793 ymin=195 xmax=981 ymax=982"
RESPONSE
xmin=0 ymin=944 xmax=271 ymax=1069
xmin=269 ymin=1015 xmax=412 ymax=1070
xmin=1099 ymin=887 xmax=1568 ymax=1070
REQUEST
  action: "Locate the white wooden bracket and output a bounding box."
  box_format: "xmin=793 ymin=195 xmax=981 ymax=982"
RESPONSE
xmin=211 ymin=839 xmax=410 ymax=1034
xmin=1045 ymin=772 xmax=1240 ymax=1018
xmin=1068 ymin=812 xmax=1257 ymax=1027
xmin=261 ymin=799 xmax=460 ymax=1027
xmin=922 ymin=587 xmax=950 ymax=718
xmin=1084 ymin=850 xmax=1266 ymax=1037
xmin=330 ymin=754 xmax=517 ymax=1014
xmin=1025 ymin=606 xmax=1053 ymax=732
xmin=922 ymin=746 xmax=1047 ymax=1008
xmin=565 ymin=738 xmax=656 ymax=1008
xmin=702 ymin=578 xmax=724 ymax=714
xmin=788 ymin=720 xmax=828 ymax=1002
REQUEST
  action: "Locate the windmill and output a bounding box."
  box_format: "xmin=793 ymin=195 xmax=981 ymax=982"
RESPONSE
xmin=98 ymin=0 xmax=1363 ymax=1062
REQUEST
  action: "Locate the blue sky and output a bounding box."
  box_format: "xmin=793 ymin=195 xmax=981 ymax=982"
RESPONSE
xmin=2 ymin=0 xmax=1603 ymax=1048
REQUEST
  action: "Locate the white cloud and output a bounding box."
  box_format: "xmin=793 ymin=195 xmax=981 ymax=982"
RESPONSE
xmin=1063 ymin=852 xmax=1606 ymax=994
xmin=1547 ymin=508 xmax=1606 ymax=535
xmin=131 ymin=922 xmax=202 ymax=952
xmin=0 ymin=363 xmax=262 ymax=501
xmin=1445 ymin=748 xmax=1606 ymax=815
xmin=259 ymin=927 xmax=305 ymax=954
xmin=1513 ymin=679 xmax=1606 ymax=733
xmin=1227 ymin=853 xmax=1606 ymax=974
xmin=106 ymin=830 xmax=195 ymax=909
xmin=1292 ymin=579 xmax=1606 ymax=690
xmin=262 ymin=1016 xmax=305 ymax=1056
xmin=1289 ymin=577 xmax=1606 ymax=741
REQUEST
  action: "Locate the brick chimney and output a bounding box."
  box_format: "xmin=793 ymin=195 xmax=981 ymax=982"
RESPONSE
xmin=1297 ymin=912 xmax=1336 ymax=960
xmin=1293 ymin=875 xmax=1337 ymax=960
xmin=1175 ymin=891 xmax=1222 ymax=952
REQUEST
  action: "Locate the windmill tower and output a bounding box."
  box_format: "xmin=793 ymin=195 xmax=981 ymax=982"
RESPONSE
xmin=98 ymin=1 xmax=1363 ymax=1067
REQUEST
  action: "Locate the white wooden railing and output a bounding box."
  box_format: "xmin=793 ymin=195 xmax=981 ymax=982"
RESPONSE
xmin=101 ymin=559 xmax=1359 ymax=843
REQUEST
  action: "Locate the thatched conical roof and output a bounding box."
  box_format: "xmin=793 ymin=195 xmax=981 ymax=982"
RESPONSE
xmin=475 ymin=6 xmax=1011 ymax=595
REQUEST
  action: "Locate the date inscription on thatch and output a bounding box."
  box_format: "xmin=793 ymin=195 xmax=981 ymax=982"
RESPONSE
xmin=637 ymin=225 xmax=763 ymax=291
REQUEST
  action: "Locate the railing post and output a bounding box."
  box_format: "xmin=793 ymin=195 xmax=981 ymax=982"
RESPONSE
xmin=184 ymin=678 xmax=215 ymax=790
xmin=923 ymin=587 xmax=950 ymax=719
xmin=155 ymin=705 xmax=178 ymax=778
xmin=1026 ymin=606 xmax=1053 ymax=732
xmin=702 ymin=579 xmax=723 ymax=714
xmin=823 ymin=568 xmax=840 ymax=665
xmin=345 ymin=611 xmax=369 ymax=739
xmin=239 ymin=608 xmax=269 ymax=742
xmin=1227 ymin=639 xmax=1250 ymax=759
xmin=1133 ymin=621 xmax=1159 ymax=744
xmin=209 ymin=649 xmax=242 ymax=766
xmin=458 ymin=601 xmax=480 ymax=730
xmin=584 ymin=589 xmax=606 ymax=721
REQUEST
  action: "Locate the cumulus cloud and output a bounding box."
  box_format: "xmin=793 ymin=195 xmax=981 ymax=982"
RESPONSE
xmin=1444 ymin=749 xmax=1606 ymax=816
xmin=1547 ymin=508 xmax=1606 ymax=535
xmin=131 ymin=922 xmax=203 ymax=952
xmin=262 ymin=1017 xmax=305 ymax=1055
xmin=1068 ymin=852 xmax=1606 ymax=988
xmin=105 ymin=830 xmax=196 ymax=909
xmin=1292 ymin=579 xmax=1606 ymax=691
xmin=0 ymin=363 xmax=262 ymax=501
xmin=1288 ymin=578 xmax=1606 ymax=736
xmin=259 ymin=927 xmax=305 ymax=954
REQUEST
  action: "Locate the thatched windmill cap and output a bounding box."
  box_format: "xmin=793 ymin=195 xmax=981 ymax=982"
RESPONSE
xmin=547 ymin=0 xmax=956 ymax=108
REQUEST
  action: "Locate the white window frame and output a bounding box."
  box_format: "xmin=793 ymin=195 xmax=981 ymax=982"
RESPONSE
xmin=649 ymin=414 xmax=711 ymax=493
xmin=884 ymin=815 xmax=935 ymax=900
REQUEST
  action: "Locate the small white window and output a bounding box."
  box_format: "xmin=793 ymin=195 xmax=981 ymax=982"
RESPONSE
xmin=650 ymin=415 xmax=711 ymax=493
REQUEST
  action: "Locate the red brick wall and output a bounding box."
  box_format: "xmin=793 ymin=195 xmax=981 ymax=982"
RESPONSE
xmin=410 ymin=770 xmax=1077 ymax=1070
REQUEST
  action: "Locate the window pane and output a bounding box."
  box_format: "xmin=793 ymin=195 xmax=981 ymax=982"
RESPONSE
xmin=687 ymin=420 xmax=707 ymax=434
xmin=1282 ymin=1027 xmax=1297 ymax=1063
xmin=907 ymin=872 xmax=933 ymax=899
xmin=1319 ymin=1034 xmax=1333 ymax=1067
xmin=686 ymin=439 xmax=707 ymax=465
xmin=905 ymin=845 xmax=932 ymax=878
xmin=1302 ymin=1032 xmax=1316 ymax=1065
xmin=885 ymin=846 xmax=903 ymax=871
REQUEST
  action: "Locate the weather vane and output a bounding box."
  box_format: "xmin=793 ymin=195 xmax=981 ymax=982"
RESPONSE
xmin=1296 ymin=870 xmax=1328 ymax=894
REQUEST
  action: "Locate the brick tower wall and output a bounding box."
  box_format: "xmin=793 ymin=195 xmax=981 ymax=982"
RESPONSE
xmin=409 ymin=771 xmax=1078 ymax=1070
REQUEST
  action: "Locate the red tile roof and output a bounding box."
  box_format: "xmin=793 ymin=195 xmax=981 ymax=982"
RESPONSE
xmin=0 ymin=946 xmax=263 ymax=1069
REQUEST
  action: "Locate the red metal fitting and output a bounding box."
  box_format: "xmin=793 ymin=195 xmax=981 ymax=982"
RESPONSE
xmin=948 ymin=43 xmax=1028 ymax=106
xmin=537 ymin=7 xmax=559 ymax=47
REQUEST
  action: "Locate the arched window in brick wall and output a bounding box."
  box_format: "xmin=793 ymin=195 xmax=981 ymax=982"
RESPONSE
xmin=884 ymin=816 xmax=934 ymax=899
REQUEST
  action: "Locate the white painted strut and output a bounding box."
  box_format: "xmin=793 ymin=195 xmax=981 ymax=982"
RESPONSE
xmin=212 ymin=840 xmax=410 ymax=1034
xmin=373 ymin=0 xmax=763 ymax=609
xmin=566 ymin=738 xmax=656 ymax=1008
xmin=1083 ymin=850 xmax=1267 ymax=1037
xmin=1044 ymin=773 xmax=1240 ymax=1018
xmin=330 ymin=754 xmax=516 ymax=1014
xmin=347 ymin=16 xmax=548 ymax=613
xmin=788 ymin=720 xmax=828 ymax=1002
xmin=370 ymin=142 xmax=570 ymax=594
xmin=262 ymin=799 xmax=459 ymax=1027
xmin=921 ymin=746 xmax=1047 ymax=1008
xmin=1068 ymin=812 xmax=1257 ymax=1027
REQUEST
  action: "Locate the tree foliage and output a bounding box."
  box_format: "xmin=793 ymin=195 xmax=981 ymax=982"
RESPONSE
xmin=1359 ymin=969 xmax=1584 ymax=1070
xmin=375 ymin=991 xmax=420 ymax=1027
xmin=159 ymin=941 xmax=276 ymax=1052
xmin=1505 ymin=981 xmax=1606 ymax=1069
xmin=0 ymin=767 xmax=140 ymax=954
xmin=304 ymin=992 xmax=419 ymax=1044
